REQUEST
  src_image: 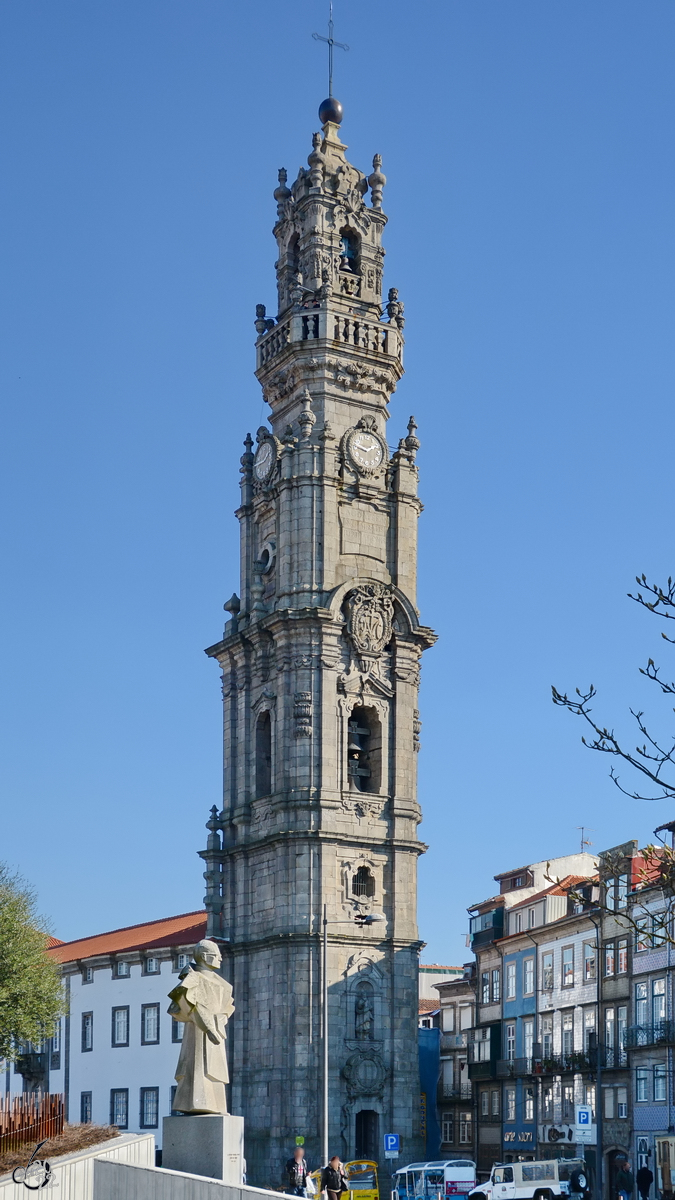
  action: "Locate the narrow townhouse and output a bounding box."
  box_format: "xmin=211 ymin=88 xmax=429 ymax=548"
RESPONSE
xmin=530 ymin=877 xmax=599 ymax=1173
xmin=599 ymin=841 xmax=637 ymax=1196
xmin=435 ymin=967 xmax=477 ymax=1163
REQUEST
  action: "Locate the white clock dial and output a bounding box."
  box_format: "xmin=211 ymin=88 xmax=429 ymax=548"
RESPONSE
xmin=254 ymin=441 xmax=274 ymax=480
xmin=349 ymin=431 xmax=384 ymax=471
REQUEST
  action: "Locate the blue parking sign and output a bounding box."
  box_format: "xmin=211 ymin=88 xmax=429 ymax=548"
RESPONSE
xmin=576 ymin=1106 xmax=591 ymax=1126
xmin=384 ymin=1134 xmax=400 ymax=1154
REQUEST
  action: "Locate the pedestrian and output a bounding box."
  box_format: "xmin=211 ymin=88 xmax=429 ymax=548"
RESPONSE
xmin=636 ymin=1165 xmax=653 ymax=1200
xmin=617 ymin=1160 xmax=634 ymax=1200
xmin=285 ymin=1147 xmax=311 ymax=1197
xmin=321 ymin=1156 xmax=348 ymax=1200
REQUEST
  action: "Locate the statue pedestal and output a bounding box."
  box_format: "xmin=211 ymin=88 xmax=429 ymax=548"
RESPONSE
xmin=162 ymin=1114 xmax=244 ymax=1182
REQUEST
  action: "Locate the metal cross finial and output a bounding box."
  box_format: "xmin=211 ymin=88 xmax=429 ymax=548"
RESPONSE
xmin=312 ymin=0 xmax=349 ymax=98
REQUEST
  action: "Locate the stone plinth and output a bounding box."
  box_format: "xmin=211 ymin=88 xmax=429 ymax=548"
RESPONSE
xmin=162 ymin=1114 xmax=244 ymax=1182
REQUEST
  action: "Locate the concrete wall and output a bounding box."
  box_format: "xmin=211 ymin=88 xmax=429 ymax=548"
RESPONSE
xmin=0 ymin=1131 xmax=154 ymax=1200
xmin=94 ymin=1160 xmax=284 ymax=1200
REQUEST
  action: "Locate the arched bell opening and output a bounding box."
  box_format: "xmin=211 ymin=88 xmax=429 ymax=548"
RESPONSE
xmin=347 ymin=705 xmax=381 ymax=793
xmin=339 ymin=226 xmax=360 ymax=273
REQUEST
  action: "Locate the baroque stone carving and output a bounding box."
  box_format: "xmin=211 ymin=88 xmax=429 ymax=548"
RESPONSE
xmin=342 ymin=1048 xmax=387 ymax=1098
xmin=341 ymin=796 xmax=385 ymax=822
xmin=293 ymin=692 xmax=312 ymax=737
xmin=346 ymin=584 xmax=394 ymax=655
xmin=413 ymin=708 xmax=422 ymax=752
xmin=344 ymin=950 xmax=384 ymax=979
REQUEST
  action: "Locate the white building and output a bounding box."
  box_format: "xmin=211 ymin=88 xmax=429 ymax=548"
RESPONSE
xmin=419 ymin=964 xmax=464 ymax=1001
xmin=15 ymin=910 xmax=208 ymax=1150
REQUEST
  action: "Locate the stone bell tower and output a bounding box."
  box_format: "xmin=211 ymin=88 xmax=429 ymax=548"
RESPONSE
xmin=200 ymin=96 xmax=436 ymax=1186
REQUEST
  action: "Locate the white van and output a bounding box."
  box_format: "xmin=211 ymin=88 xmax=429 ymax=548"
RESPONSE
xmin=469 ymin=1159 xmax=590 ymax=1200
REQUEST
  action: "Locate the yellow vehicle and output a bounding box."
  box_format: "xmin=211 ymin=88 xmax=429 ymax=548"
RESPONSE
xmin=346 ymin=1159 xmax=380 ymax=1200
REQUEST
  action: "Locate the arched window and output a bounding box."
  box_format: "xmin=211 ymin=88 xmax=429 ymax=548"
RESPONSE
xmin=256 ymin=711 xmax=272 ymax=798
xmin=347 ymin=706 xmax=382 ymax=793
xmin=288 ymin=233 xmax=300 ymax=275
xmin=339 ymin=227 xmax=359 ymax=272
xmin=352 ymin=866 xmax=376 ymax=899
xmin=354 ymin=980 xmax=375 ymax=1041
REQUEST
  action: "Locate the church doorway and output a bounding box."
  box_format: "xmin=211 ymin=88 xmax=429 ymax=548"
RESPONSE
xmin=355 ymin=1110 xmax=379 ymax=1160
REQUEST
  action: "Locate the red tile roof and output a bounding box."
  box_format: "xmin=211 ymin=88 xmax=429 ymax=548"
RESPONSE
xmin=47 ymin=911 xmax=207 ymax=964
xmin=419 ymin=999 xmax=441 ymax=1013
xmin=420 ymin=964 xmax=463 ymax=971
xmin=46 ymin=936 xmax=64 ymax=948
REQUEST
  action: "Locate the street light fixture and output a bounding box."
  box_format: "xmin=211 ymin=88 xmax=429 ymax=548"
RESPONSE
xmin=322 ymin=906 xmax=386 ymax=1165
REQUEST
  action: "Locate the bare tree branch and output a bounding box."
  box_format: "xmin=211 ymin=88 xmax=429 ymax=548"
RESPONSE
xmin=552 ymin=574 xmax=675 ymax=802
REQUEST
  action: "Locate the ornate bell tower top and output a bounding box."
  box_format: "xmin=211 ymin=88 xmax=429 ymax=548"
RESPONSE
xmin=254 ymin=100 xmax=405 ymax=438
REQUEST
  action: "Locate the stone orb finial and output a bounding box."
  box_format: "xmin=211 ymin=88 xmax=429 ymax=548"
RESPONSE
xmin=319 ymin=96 xmax=343 ymax=125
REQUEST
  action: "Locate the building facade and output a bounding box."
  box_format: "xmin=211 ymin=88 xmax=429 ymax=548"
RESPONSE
xmin=199 ymin=98 xmax=435 ymax=1184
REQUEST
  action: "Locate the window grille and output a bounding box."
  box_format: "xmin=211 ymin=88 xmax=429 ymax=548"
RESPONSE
xmin=352 ymin=866 xmax=375 ymax=898
xmin=110 ymin=1089 xmax=128 ymax=1128
xmin=140 ymin=1087 xmax=159 ymax=1128
xmin=142 ymin=1004 xmax=160 ymax=1044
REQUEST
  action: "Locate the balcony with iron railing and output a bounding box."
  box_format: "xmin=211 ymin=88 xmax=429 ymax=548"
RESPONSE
xmin=497 ymin=1058 xmax=532 ymax=1078
xmin=533 ymin=1052 xmax=594 ymax=1075
xmin=440 ymin=1084 xmax=473 ymax=1100
xmin=624 ymin=1021 xmax=675 ymax=1049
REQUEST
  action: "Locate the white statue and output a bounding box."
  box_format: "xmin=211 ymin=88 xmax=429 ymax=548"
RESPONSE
xmin=168 ymin=939 xmax=235 ymax=1114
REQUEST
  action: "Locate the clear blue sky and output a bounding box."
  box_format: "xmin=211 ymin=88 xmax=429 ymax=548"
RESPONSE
xmin=1 ymin=2 xmax=674 ymax=963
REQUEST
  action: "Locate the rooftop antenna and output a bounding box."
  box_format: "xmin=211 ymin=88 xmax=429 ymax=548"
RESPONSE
xmin=577 ymin=826 xmax=594 ymax=853
xmin=313 ymin=0 xmax=349 ymax=99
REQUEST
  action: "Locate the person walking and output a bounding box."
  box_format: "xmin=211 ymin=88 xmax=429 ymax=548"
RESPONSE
xmin=321 ymin=1156 xmax=348 ymax=1200
xmin=285 ymin=1147 xmax=311 ymax=1197
xmin=617 ymin=1160 xmax=635 ymax=1200
xmin=636 ymin=1165 xmax=653 ymax=1200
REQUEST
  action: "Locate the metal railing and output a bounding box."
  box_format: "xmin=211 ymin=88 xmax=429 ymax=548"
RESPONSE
xmin=624 ymin=1021 xmax=675 ymax=1048
xmin=441 ymin=1085 xmax=473 ymax=1100
xmin=533 ymin=1052 xmax=594 ymax=1075
xmin=497 ymin=1057 xmax=532 ymax=1077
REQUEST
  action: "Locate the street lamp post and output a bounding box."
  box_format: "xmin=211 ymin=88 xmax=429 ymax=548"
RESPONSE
xmin=321 ymin=906 xmax=385 ymax=1167
xmin=323 ymin=905 xmax=329 ymax=1168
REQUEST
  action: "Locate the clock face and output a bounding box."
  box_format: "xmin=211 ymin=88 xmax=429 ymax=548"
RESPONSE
xmin=254 ymin=441 xmax=274 ymax=481
xmin=349 ymin=430 xmax=384 ymax=472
